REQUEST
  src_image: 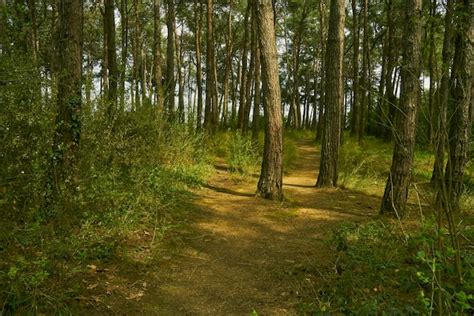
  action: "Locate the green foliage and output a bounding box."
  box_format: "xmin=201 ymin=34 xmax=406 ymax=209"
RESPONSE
xmin=225 ymin=132 xmax=260 ymax=176
xmin=1 ymin=102 xmax=211 ymax=313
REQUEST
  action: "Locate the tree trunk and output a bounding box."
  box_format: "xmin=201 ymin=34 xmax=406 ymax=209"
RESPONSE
xmin=358 ymin=0 xmax=369 ymax=144
xmin=380 ymin=0 xmax=422 ymax=217
xmin=105 ymin=0 xmax=118 ymax=119
xmin=153 ymin=0 xmax=164 ymax=111
xmin=252 ymin=29 xmax=261 ymax=140
xmin=316 ymin=0 xmax=345 ymax=188
xmin=350 ymin=0 xmax=360 ymax=139
xmin=194 ymin=0 xmax=203 ymax=130
xmin=165 ymin=0 xmax=175 ymax=117
xmin=444 ymin=0 xmax=472 ymax=211
xmin=315 ymin=0 xmax=326 ymax=141
xmin=119 ymin=0 xmax=128 ymax=111
xmin=175 ymin=21 xmax=185 ymax=123
xmin=237 ymin=3 xmax=251 ymax=131
xmin=49 ymin=0 xmax=83 ymax=195
xmin=256 ymin=0 xmax=283 ymax=201
xmin=383 ymin=0 xmax=397 ymax=140
xmin=431 ymin=0 xmax=453 ymax=184
xmin=242 ymin=6 xmax=256 ymax=134
xmin=221 ymin=0 xmax=233 ymax=128
xmin=204 ymin=0 xmax=217 ymax=133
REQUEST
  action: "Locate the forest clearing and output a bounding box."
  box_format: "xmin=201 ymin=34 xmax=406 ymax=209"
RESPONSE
xmin=0 ymin=0 xmax=473 ymax=314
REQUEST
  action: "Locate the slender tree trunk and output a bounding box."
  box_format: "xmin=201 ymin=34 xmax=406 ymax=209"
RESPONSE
xmin=237 ymin=3 xmax=251 ymax=130
xmin=221 ymin=0 xmax=233 ymax=128
xmin=315 ymin=0 xmax=326 ymax=141
xmin=380 ymin=0 xmax=422 ymax=216
xmin=256 ymin=0 xmax=283 ymax=200
xmin=243 ymin=6 xmax=256 ymax=134
xmin=176 ymin=22 xmax=185 ymax=123
xmin=316 ymin=0 xmax=345 ymax=187
xmin=105 ymin=0 xmax=118 ymax=119
xmin=350 ymin=0 xmax=359 ymax=138
xmin=194 ymin=0 xmax=203 ymax=130
xmin=119 ymin=0 xmax=128 ymax=111
xmin=204 ymin=0 xmax=217 ymax=133
xmin=358 ymin=0 xmax=368 ymax=144
xmin=431 ymin=0 xmax=453 ymax=184
xmin=252 ymin=29 xmax=261 ymax=140
xmin=165 ymin=0 xmax=175 ymax=117
xmin=153 ymin=0 xmax=164 ymax=111
xmin=383 ymin=0 xmax=397 ymax=140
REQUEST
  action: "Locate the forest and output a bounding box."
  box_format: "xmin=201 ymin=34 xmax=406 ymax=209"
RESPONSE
xmin=0 ymin=0 xmax=473 ymax=314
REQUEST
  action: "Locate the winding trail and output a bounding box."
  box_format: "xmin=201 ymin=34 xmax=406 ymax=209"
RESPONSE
xmin=84 ymin=139 xmax=380 ymax=315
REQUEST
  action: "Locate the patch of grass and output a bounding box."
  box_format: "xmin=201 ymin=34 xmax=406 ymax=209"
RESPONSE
xmin=300 ymin=216 xmax=474 ymax=315
xmin=0 ymin=113 xmax=212 ymax=314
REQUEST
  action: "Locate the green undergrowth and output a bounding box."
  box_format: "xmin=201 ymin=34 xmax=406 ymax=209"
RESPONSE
xmin=300 ymin=217 xmax=474 ymax=315
xmin=210 ymin=129 xmax=301 ymax=179
xmin=0 ymin=110 xmax=212 ymax=314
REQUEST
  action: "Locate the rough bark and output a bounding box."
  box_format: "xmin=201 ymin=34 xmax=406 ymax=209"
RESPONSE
xmin=49 ymin=0 xmax=83 ymax=194
xmin=358 ymin=0 xmax=369 ymax=144
xmin=380 ymin=0 xmax=422 ymax=216
xmin=431 ymin=0 xmax=453 ymax=184
xmin=221 ymin=0 xmax=233 ymax=128
xmin=444 ymin=0 xmax=472 ymax=211
xmin=316 ymin=0 xmax=345 ymax=188
xmin=256 ymin=0 xmax=283 ymax=201
xmin=204 ymin=0 xmax=217 ymax=133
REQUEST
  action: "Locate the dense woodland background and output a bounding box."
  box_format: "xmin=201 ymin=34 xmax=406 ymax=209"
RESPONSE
xmin=0 ymin=0 xmax=473 ymax=314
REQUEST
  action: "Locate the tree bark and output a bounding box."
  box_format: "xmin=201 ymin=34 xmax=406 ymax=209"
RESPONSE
xmin=316 ymin=0 xmax=345 ymax=188
xmin=444 ymin=0 xmax=472 ymax=211
xmin=350 ymin=0 xmax=360 ymax=138
xmin=431 ymin=0 xmax=453 ymax=184
xmin=194 ymin=0 xmax=203 ymax=130
xmin=105 ymin=0 xmax=118 ymax=119
xmin=49 ymin=0 xmax=83 ymax=195
xmin=256 ymin=0 xmax=283 ymax=200
xmin=204 ymin=0 xmax=217 ymax=133
xmin=380 ymin=0 xmax=422 ymax=216
xmin=358 ymin=0 xmax=369 ymax=144
xmin=221 ymin=0 xmax=233 ymax=128
xmin=153 ymin=0 xmax=164 ymax=111
xmin=165 ymin=0 xmax=175 ymax=117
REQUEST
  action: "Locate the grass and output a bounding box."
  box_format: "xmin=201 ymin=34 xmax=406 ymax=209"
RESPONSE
xmin=0 ymin=113 xmax=212 ymax=314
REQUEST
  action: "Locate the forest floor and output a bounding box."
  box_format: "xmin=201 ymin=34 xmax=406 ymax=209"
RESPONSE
xmin=76 ymin=139 xmax=383 ymax=315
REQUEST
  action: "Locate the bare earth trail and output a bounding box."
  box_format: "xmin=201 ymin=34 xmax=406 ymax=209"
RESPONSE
xmin=86 ymin=139 xmax=381 ymax=315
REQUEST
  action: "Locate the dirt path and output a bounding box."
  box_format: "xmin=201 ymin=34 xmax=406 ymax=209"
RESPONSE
xmin=83 ymin=139 xmax=380 ymax=315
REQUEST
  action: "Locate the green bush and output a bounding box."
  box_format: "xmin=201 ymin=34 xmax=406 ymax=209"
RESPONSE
xmin=226 ymin=132 xmax=260 ymax=176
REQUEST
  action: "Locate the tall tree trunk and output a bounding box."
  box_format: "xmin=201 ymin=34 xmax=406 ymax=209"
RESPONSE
xmin=252 ymin=19 xmax=261 ymax=140
xmin=243 ymin=6 xmax=256 ymax=134
xmin=237 ymin=3 xmax=251 ymax=131
xmin=358 ymin=0 xmax=368 ymax=144
xmin=316 ymin=0 xmax=345 ymax=187
xmin=383 ymin=0 xmax=397 ymax=140
xmin=49 ymin=0 xmax=83 ymax=195
xmin=175 ymin=21 xmax=185 ymax=123
xmin=165 ymin=0 xmax=175 ymax=117
xmin=105 ymin=0 xmax=118 ymax=119
xmin=153 ymin=0 xmax=164 ymax=111
xmin=444 ymin=0 xmax=472 ymax=211
xmin=194 ymin=0 xmax=203 ymax=130
xmin=204 ymin=0 xmax=217 ymax=133
xmin=221 ymin=0 xmax=233 ymax=128
xmin=350 ymin=0 xmax=360 ymax=138
xmin=256 ymin=0 xmax=283 ymax=200
xmin=119 ymin=0 xmax=128 ymax=111
xmin=380 ymin=0 xmax=422 ymax=216
xmin=315 ymin=0 xmax=326 ymax=141
xmin=431 ymin=0 xmax=453 ymax=184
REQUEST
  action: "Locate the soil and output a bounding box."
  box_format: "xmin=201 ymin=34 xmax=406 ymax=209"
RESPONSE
xmin=76 ymin=139 xmax=380 ymax=315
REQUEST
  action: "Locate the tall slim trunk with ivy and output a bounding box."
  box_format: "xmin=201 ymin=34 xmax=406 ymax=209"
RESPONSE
xmin=49 ymin=0 xmax=83 ymax=196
